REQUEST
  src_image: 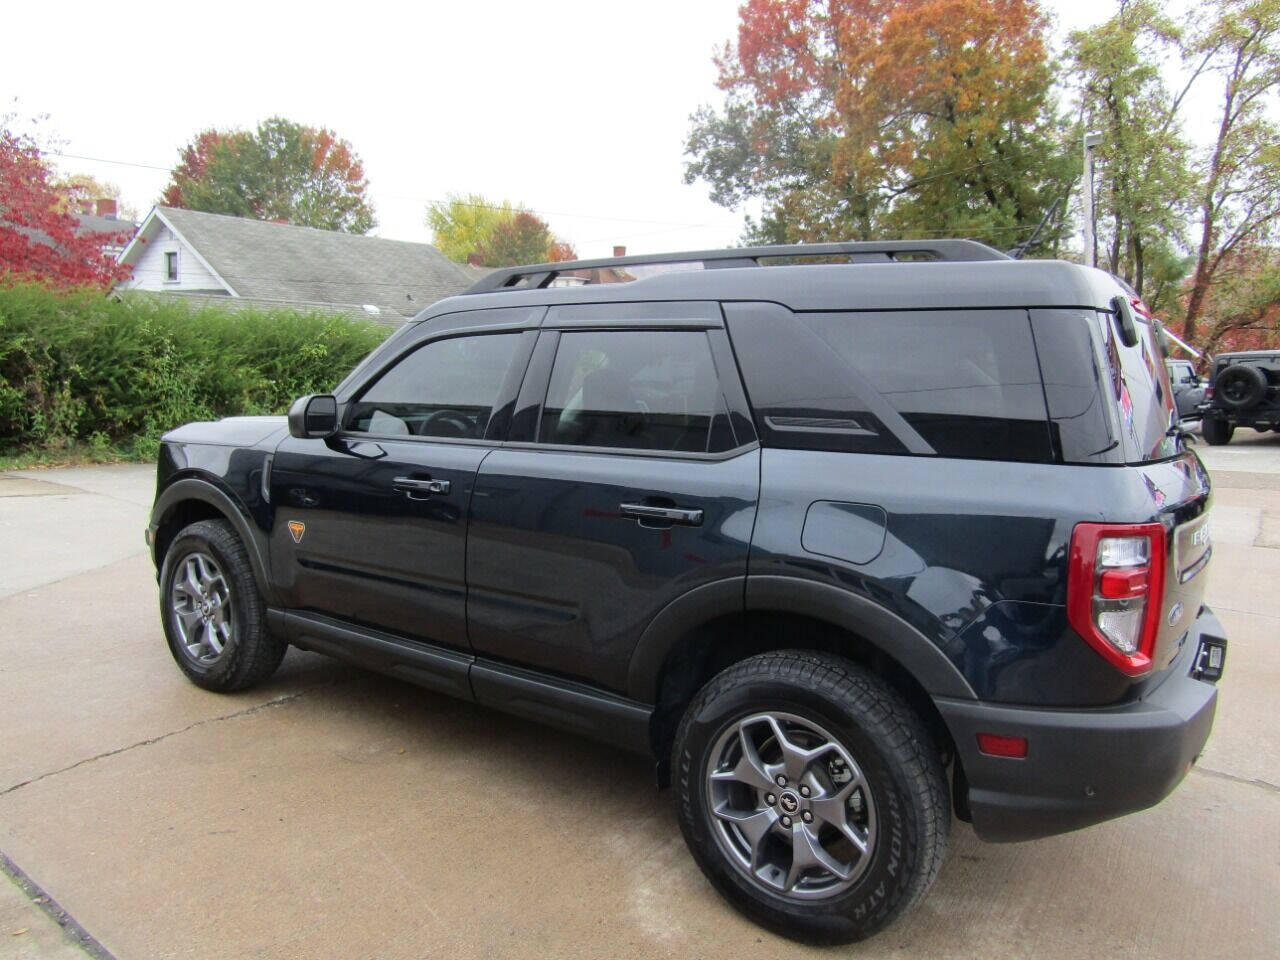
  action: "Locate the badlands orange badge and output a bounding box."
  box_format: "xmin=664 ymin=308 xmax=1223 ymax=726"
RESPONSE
xmin=287 ymin=520 xmax=306 ymax=544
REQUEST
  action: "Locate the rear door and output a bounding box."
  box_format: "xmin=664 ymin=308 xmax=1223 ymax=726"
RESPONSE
xmin=269 ymin=323 xmax=535 ymax=649
xmin=466 ymin=304 xmax=760 ymax=694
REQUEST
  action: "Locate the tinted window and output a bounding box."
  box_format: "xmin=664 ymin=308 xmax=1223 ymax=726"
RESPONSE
xmin=1030 ymin=309 xmax=1120 ymax=464
xmin=1101 ymin=311 xmax=1178 ymax=463
xmin=538 ymin=330 xmax=732 ymax=452
xmin=726 ymin=303 xmax=1053 ymax=462
xmin=347 ymin=333 xmax=520 ymax=439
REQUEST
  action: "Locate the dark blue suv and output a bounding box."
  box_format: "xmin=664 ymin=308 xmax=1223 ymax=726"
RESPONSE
xmin=147 ymin=241 xmax=1224 ymax=943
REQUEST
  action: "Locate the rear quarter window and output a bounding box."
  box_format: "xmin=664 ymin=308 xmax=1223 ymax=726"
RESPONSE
xmin=724 ymin=303 xmax=1054 ymax=463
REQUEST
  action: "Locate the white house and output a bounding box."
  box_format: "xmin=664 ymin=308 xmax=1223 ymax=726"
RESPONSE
xmin=116 ymin=207 xmax=481 ymax=323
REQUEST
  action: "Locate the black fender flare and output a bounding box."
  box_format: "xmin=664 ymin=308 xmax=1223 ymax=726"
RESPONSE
xmin=627 ymin=577 xmax=746 ymax=702
xmin=625 ymin=575 xmax=976 ymax=704
xmin=150 ymin=477 xmax=277 ymax=604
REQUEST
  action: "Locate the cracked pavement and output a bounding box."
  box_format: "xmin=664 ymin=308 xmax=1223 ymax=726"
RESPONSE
xmin=1 ymin=441 xmax=1278 ymax=959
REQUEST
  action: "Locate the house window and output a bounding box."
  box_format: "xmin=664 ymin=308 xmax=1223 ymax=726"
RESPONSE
xmin=164 ymin=251 xmax=179 ymax=282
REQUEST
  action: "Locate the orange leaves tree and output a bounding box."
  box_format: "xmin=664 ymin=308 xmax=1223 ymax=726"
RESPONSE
xmin=162 ymin=118 xmax=376 ymax=234
xmin=0 ymin=123 xmax=132 ymax=288
xmin=685 ymin=0 xmax=1074 ymax=252
xmin=426 ymin=193 xmax=576 ymax=266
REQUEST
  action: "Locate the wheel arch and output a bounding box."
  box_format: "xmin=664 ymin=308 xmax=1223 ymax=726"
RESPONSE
xmin=151 ymin=478 xmax=276 ymax=603
xmin=633 ymin=576 xmax=975 ymax=788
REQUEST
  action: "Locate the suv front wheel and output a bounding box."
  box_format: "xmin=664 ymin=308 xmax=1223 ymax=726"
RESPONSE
xmin=159 ymin=519 xmax=288 ymax=691
xmin=672 ymin=651 xmax=949 ymax=943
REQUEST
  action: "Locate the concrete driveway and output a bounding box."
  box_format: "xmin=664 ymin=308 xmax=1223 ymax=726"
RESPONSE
xmin=2 ymin=445 xmax=1278 ymax=959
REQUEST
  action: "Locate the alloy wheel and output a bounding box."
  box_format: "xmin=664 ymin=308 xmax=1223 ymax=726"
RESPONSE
xmin=705 ymin=711 xmax=877 ymax=900
xmin=170 ymin=551 xmax=233 ymax=665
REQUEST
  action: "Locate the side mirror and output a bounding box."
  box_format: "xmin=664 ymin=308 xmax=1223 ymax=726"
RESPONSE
xmin=288 ymin=394 xmax=339 ymax=439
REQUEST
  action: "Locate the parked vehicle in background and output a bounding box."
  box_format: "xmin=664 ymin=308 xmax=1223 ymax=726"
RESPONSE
xmin=1167 ymin=359 xmax=1206 ymax=422
xmin=1199 ymin=350 xmax=1280 ymax=445
xmin=146 ymin=241 xmax=1225 ymax=944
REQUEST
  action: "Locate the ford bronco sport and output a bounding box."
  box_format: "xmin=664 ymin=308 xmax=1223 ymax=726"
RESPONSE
xmin=147 ymin=241 xmax=1225 ymax=943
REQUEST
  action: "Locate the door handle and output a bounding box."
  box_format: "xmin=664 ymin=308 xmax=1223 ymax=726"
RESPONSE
xmin=619 ymin=503 xmax=704 ymax=526
xmin=392 ymin=476 xmax=451 ymax=496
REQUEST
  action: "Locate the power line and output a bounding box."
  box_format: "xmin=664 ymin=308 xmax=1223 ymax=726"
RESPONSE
xmin=49 ymin=151 xmax=732 ymax=232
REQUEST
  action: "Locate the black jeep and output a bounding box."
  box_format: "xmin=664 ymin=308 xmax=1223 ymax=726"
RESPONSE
xmin=1199 ymin=349 xmax=1280 ymax=444
xmin=147 ymin=241 xmax=1224 ymax=944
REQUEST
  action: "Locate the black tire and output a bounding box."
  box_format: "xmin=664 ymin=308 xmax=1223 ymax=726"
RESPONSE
xmin=672 ymin=651 xmax=949 ymax=944
xmin=1216 ymin=365 xmax=1266 ymax=410
xmin=1201 ymin=416 xmax=1234 ymax=446
xmin=159 ymin=519 xmax=287 ymax=691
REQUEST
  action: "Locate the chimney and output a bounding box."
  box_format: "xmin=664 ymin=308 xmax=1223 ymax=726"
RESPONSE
xmin=78 ymin=200 xmax=94 ymax=216
xmin=467 ymin=252 xmax=484 ymax=267
xmin=95 ymin=198 xmax=118 ymax=219
xmin=612 ymin=245 xmax=626 ymax=258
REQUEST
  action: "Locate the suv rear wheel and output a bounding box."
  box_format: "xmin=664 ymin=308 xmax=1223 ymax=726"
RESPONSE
xmin=672 ymin=651 xmax=948 ymax=943
xmin=1201 ymin=416 xmax=1234 ymax=446
xmin=160 ymin=519 xmax=287 ymax=691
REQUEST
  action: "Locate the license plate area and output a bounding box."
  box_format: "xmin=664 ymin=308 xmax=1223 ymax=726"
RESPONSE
xmin=1192 ymin=636 xmax=1226 ymax=683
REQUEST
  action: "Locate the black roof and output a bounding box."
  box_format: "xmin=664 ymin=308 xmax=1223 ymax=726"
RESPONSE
xmin=414 ymin=241 xmax=1129 ymax=322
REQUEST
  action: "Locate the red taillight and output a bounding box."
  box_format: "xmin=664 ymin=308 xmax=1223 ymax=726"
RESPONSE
xmin=977 ymin=733 xmax=1028 ymax=758
xmin=1205 ymin=384 xmax=1215 ymax=401
xmin=1067 ymin=522 xmax=1167 ymax=676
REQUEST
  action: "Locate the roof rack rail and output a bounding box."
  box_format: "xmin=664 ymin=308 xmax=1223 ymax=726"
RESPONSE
xmin=463 ymin=239 xmax=1010 ymax=294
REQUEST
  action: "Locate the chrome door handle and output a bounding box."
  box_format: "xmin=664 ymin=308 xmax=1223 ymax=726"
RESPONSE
xmin=392 ymin=476 xmax=451 ymax=496
xmin=619 ymin=503 xmax=704 ymax=526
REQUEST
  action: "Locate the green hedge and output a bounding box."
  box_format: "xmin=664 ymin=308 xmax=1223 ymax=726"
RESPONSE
xmin=0 ymin=283 xmax=390 ymax=459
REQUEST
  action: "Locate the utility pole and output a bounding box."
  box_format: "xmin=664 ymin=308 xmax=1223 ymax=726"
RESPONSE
xmin=1082 ymin=132 xmax=1103 ymax=268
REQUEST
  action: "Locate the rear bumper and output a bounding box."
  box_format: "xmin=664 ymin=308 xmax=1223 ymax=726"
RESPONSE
xmin=936 ymin=606 xmax=1226 ymax=842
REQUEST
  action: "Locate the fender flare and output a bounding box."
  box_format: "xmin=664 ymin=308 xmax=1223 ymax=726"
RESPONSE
xmin=151 ymin=477 xmax=277 ymax=604
xmin=626 ymin=574 xmax=976 ymax=703
xmin=627 ymin=578 xmax=746 ymax=702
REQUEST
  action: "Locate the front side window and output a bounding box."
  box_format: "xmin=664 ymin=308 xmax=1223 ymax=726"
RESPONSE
xmin=538 ymin=330 xmax=732 ymax=453
xmin=346 ymin=333 xmax=520 ymax=439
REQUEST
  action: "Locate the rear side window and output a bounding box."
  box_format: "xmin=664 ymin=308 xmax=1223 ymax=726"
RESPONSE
xmin=538 ymin=330 xmax=734 ymax=453
xmin=725 ymin=303 xmax=1053 ymax=463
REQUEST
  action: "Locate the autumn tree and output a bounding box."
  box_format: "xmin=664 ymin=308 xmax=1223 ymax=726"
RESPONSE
xmin=427 ymin=194 xmax=576 ymax=265
xmin=1182 ymin=0 xmax=1280 ymax=343
xmin=427 ymin=194 xmax=519 ymax=262
xmin=1186 ymin=247 xmax=1280 ymax=353
xmin=685 ymin=0 xmax=1074 ymax=252
xmin=53 ymin=174 xmax=139 ymax=221
xmin=1068 ymin=1 xmax=1203 ymax=312
xmin=0 ymin=122 xmax=131 ymax=288
xmin=162 ymin=119 xmax=376 ymax=233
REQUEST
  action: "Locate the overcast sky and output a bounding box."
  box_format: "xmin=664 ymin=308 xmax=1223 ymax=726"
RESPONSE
xmin=5 ymin=0 xmax=1205 ymax=258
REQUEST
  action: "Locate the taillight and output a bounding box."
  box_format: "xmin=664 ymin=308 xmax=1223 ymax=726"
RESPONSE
xmin=1205 ymin=384 xmax=1215 ymax=401
xmin=1067 ymin=522 xmax=1166 ymax=675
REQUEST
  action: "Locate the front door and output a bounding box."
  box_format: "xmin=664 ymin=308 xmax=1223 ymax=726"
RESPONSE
xmin=269 ymin=329 xmax=530 ymax=649
xmin=466 ymin=319 xmax=760 ymax=693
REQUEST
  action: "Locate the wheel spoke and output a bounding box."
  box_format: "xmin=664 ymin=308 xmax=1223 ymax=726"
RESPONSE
xmin=176 ymin=561 xmax=203 ymax=602
xmin=709 ymin=723 xmax=776 ymax=792
xmin=712 ymin=804 xmax=777 ymax=868
xmin=762 ymin=714 xmax=837 ymax=783
xmin=785 ymin=823 xmax=850 ymax=891
xmin=175 ymin=607 xmax=201 ymax=640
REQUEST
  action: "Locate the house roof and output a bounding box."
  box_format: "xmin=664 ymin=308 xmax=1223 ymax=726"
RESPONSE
xmin=74 ymin=214 xmax=138 ymax=238
xmin=120 ymin=207 xmax=477 ymax=318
